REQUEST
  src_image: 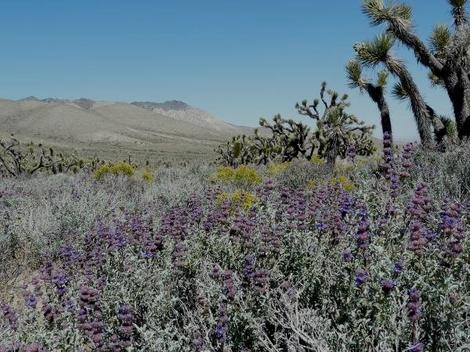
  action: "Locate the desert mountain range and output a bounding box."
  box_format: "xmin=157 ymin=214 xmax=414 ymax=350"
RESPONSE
xmin=0 ymin=97 xmax=253 ymax=161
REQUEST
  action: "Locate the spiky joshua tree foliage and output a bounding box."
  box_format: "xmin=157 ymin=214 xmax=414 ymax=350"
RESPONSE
xmin=361 ymin=0 xmax=470 ymax=140
xmin=215 ymin=135 xmax=256 ymax=167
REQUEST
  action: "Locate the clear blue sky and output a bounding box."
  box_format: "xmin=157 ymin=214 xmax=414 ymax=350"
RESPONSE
xmin=0 ymin=0 xmax=457 ymax=141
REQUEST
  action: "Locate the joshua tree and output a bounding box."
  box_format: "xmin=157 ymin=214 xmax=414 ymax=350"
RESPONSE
xmin=215 ymin=135 xmax=254 ymax=167
xmin=216 ymin=83 xmax=375 ymax=167
xmin=249 ymin=129 xmax=274 ymax=165
xmin=216 ymin=114 xmax=313 ymax=166
xmin=346 ymin=59 xmax=393 ymax=145
xmin=259 ymin=115 xmax=310 ymax=162
xmin=296 ymin=82 xmax=375 ymax=166
xmin=354 ymin=34 xmax=434 ymax=147
xmin=0 ymin=135 xmax=84 ymax=176
xmin=361 ymin=0 xmax=470 ymax=139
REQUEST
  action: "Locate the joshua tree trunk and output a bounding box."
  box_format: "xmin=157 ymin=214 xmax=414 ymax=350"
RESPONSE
xmin=325 ymin=137 xmax=339 ymax=167
xmin=365 ymin=84 xmax=393 ymax=144
xmin=387 ymin=61 xmax=434 ymax=147
xmin=450 ymin=7 xmax=470 ymax=139
xmin=326 ymin=146 xmax=337 ymax=167
xmin=445 ymin=69 xmax=470 ymax=139
xmin=426 ymin=105 xmax=447 ymax=144
xmin=387 ymin=29 xmax=468 ymax=139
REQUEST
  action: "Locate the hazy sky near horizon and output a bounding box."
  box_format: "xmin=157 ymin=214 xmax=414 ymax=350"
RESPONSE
xmin=0 ymin=0 xmax=459 ymax=141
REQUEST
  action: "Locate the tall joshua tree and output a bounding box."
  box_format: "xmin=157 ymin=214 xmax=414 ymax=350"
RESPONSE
xmin=362 ymin=0 xmax=470 ymax=139
xmin=354 ymin=34 xmax=434 ymax=147
xmin=346 ymin=59 xmax=393 ymax=144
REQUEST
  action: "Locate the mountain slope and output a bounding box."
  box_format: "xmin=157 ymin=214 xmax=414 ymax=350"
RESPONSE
xmin=0 ymin=98 xmax=253 ymax=161
xmin=131 ymin=100 xmax=251 ymax=134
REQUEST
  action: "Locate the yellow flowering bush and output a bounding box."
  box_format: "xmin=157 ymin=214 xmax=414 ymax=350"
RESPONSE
xmin=311 ymin=155 xmax=326 ymax=165
xmin=305 ymin=179 xmax=317 ymax=191
xmin=267 ymin=162 xmax=289 ymax=176
xmin=94 ymin=162 xmax=135 ymax=180
xmin=330 ymin=175 xmax=356 ymax=191
xmin=213 ymin=166 xmax=235 ymax=182
xmin=216 ymin=190 xmax=258 ymax=211
xmin=141 ymin=168 xmax=155 ymax=183
xmin=110 ymin=162 xmax=135 ymax=176
xmin=94 ymin=164 xmax=111 ymax=180
xmin=305 ymin=175 xmax=355 ymax=192
xmin=212 ymin=165 xmax=262 ymax=186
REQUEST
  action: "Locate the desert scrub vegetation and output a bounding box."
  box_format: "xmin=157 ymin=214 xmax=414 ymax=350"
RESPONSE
xmin=0 ymin=141 xmax=469 ymax=351
xmin=0 ymin=136 xmax=162 ymax=181
xmin=140 ymin=168 xmax=155 ymax=183
xmin=95 ymin=162 xmax=158 ymax=183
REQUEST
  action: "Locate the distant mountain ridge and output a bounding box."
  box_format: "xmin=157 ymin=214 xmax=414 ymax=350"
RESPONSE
xmin=0 ymin=96 xmax=253 ymax=161
xmin=131 ymin=100 xmax=190 ymax=111
xmin=19 ymin=97 xmax=193 ymax=112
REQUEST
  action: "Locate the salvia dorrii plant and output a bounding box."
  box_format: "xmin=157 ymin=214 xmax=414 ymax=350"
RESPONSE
xmin=0 ymin=151 xmax=468 ymax=351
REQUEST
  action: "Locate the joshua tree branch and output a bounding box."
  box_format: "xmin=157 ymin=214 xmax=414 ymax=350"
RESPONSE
xmin=0 ymin=154 xmax=17 ymax=176
xmin=320 ymin=88 xmax=329 ymax=110
xmin=299 ymin=107 xmax=320 ymax=120
xmin=30 ymin=156 xmax=45 ymax=175
xmin=386 ymin=21 xmax=444 ymax=75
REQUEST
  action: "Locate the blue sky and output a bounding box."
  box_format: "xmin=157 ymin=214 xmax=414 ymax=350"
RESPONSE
xmin=0 ymin=0 xmax=458 ymax=140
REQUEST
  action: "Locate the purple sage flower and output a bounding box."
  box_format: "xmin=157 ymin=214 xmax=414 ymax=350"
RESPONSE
xmin=406 ymin=342 xmax=424 ymax=352
xmin=1 ymin=304 xmax=18 ymax=330
xmin=407 ymin=288 xmax=422 ymax=322
xmin=381 ymin=279 xmax=396 ymax=294
xmin=342 ymin=249 xmax=354 ymax=262
xmin=355 ymin=268 xmax=369 ymax=286
xmin=393 ymin=261 xmax=403 ymax=274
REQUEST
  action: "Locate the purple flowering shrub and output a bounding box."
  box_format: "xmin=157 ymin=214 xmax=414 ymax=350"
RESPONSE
xmin=0 ymin=149 xmax=468 ymax=351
